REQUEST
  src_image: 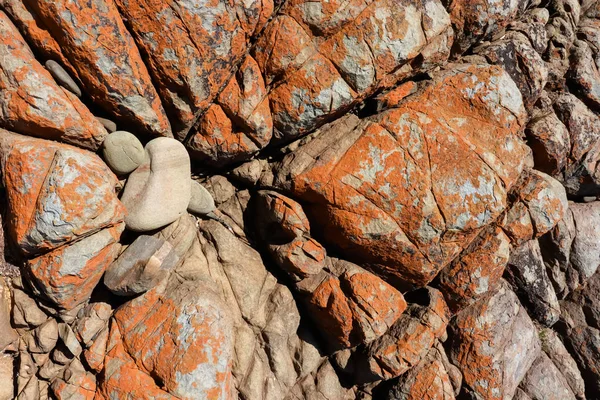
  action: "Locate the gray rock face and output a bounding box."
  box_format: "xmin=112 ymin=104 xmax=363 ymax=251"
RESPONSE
xmin=448 ymin=282 xmax=541 ymax=400
xmin=539 ymin=328 xmax=586 ymax=399
xmin=505 ymin=240 xmax=561 ymax=326
xmin=101 ymin=131 xmax=145 ymax=175
xmin=121 ymin=137 xmax=191 ymax=231
xmin=569 ymin=202 xmax=600 ymax=280
xmin=104 ymin=235 xmax=178 ymax=296
xmin=519 ymin=352 xmax=576 ymax=400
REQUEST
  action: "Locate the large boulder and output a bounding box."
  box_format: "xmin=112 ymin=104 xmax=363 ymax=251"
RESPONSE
xmin=108 ymin=277 xmax=234 ymax=399
xmin=268 ymin=64 xmax=529 ymax=286
xmin=0 ymin=130 xmax=125 ymax=256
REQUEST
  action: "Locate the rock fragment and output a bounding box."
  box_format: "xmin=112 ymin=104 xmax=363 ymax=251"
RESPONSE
xmin=104 ymin=235 xmax=178 ymax=296
xmin=44 ymin=60 xmax=82 ymax=97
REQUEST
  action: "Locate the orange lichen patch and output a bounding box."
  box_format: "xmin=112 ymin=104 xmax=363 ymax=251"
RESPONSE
xmin=270 ymin=52 xmax=358 ymax=138
xmin=0 ymin=12 xmax=106 ymax=149
xmin=320 ymin=0 xmax=449 ymax=92
xmin=342 ymin=271 xmax=407 ymax=340
xmin=218 ymin=57 xmax=273 ymax=146
xmin=113 ymin=0 xmax=272 ymax=136
xmin=26 ymin=225 xmax=123 ymax=310
xmin=84 ymin=328 xmax=109 ymax=373
xmin=501 ymin=202 xmax=535 ymax=245
xmin=0 ymin=0 xmax=80 ymax=81
xmin=390 ymin=349 xmax=455 ymax=400
xmin=96 ymin=324 xmax=175 ymax=400
xmin=113 ymin=280 xmax=234 ymax=399
xmin=252 ymin=15 xmax=319 ymax=85
xmin=261 ymin=190 xmax=312 ymax=236
xmin=0 ymin=130 xmax=126 ymax=255
xmin=274 ymin=238 xmax=326 ymax=278
xmin=51 ymin=366 xmax=97 ymax=400
xmin=284 ymin=0 xmax=377 ymax=37
xmin=187 ymin=103 xmax=259 ymax=165
xmin=187 ymin=56 xmax=273 ymax=165
xmin=375 ymin=81 xmax=419 ymax=109
xmin=274 ymin=64 xmax=529 ymax=286
xmin=438 ymin=227 xmax=511 ymax=312
xmin=26 ymin=0 xmax=171 ymax=137
xmin=307 ymin=275 xmax=355 ymax=347
xmin=361 ymin=287 xmax=450 ymax=381
xmin=511 ymin=170 xmax=568 ymax=238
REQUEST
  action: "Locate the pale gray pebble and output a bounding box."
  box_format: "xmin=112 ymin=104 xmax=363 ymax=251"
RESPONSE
xmin=188 ymin=180 xmax=216 ymax=215
xmin=44 ymin=60 xmax=82 ymax=97
xmin=95 ymin=116 xmax=117 ymax=133
xmin=102 ymin=131 xmax=146 ymax=175
xmin=583 ymin=196 xmax=597 ymax=203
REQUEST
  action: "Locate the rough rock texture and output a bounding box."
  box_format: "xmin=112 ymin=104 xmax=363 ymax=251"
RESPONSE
xmin=447 ymin=282 xmax=541 ymax=400
xmin=0 ymin=130 xmax=125 ymax=256
xmin=105 ymin=277 xmax=234 ymax=399
xmin=267 ymin=64 xmax=529 ymax=287
xmin=25 ymin=0 xmax=172 ymax=137
xmin=0 ymin=11 xmax=106 ymax=149
xmin=3 ymin=0 xmax=600 ymax=398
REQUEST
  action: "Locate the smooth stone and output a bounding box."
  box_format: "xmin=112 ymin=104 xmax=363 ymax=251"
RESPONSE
xmin=95 ymin=117 xmax=117 ymax=133
xmin=188 ymin=180 xmax=216 ymax=215
xmin=121 ymin=137 xmax=191 ymax=232
xmin=104 ymin=235 xmax=178 ymax=296
xmin=102 ymin=131 xmax=145 ymax=175
xmin=44 ymin=60 xmax=82 ymax=97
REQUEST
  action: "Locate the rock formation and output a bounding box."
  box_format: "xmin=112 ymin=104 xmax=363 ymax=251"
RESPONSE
xmin=1 ymin=0 xmax=600 ymax=399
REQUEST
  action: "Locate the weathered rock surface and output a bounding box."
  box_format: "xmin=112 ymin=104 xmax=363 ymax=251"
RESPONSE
xmin=0 ymin=11 xmax=106 ymax=149
xmin=104 ymin=235 xmax=178 ymax=296
xmin=448 ymin=282 xmax=540 ymax=400
xmin=26 ymin=0 xmax=171 ymax=137
xmin=505 ymin=240 xmax=561 ymax=326
xmin=26 ymin=225 xmax=122 ymax=310
xmin=3 ymin=0 xmax=600 ymax=398
xmin=0 ymin=130 xmax=125 ymax=256
xmin=268 ymin=64 xmax=529 ymax=287
xmin=107 ymin=277 xmax=234 ymax=399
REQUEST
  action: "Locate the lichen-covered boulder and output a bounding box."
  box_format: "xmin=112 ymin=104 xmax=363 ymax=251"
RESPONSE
xmin=26 ymin=225 xmax=123 ymax=311
xmin=110 ymin=278 xmax=234 ymax=399
xmin=0 ymin=130 xmax=126 ymax=256
xmin=269 ymin=64 xmax=529 ymax=286
xmin=26 ymin=0 xmax=171 ymax=137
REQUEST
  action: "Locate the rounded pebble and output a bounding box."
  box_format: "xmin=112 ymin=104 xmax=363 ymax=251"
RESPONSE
xmin=188 ymin=180 xmax=216 ymax=215
xmin=95 ymin=116 xmax=117 ymax=133
xmin=45 ymin=60 xmax=82 ymax=97
xmin=102 ymin=131 xmax=146 ymax=175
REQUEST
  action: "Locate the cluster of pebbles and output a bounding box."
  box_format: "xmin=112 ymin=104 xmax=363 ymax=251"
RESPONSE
xmin=45 ymin=58 xmax=216 ymax=232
